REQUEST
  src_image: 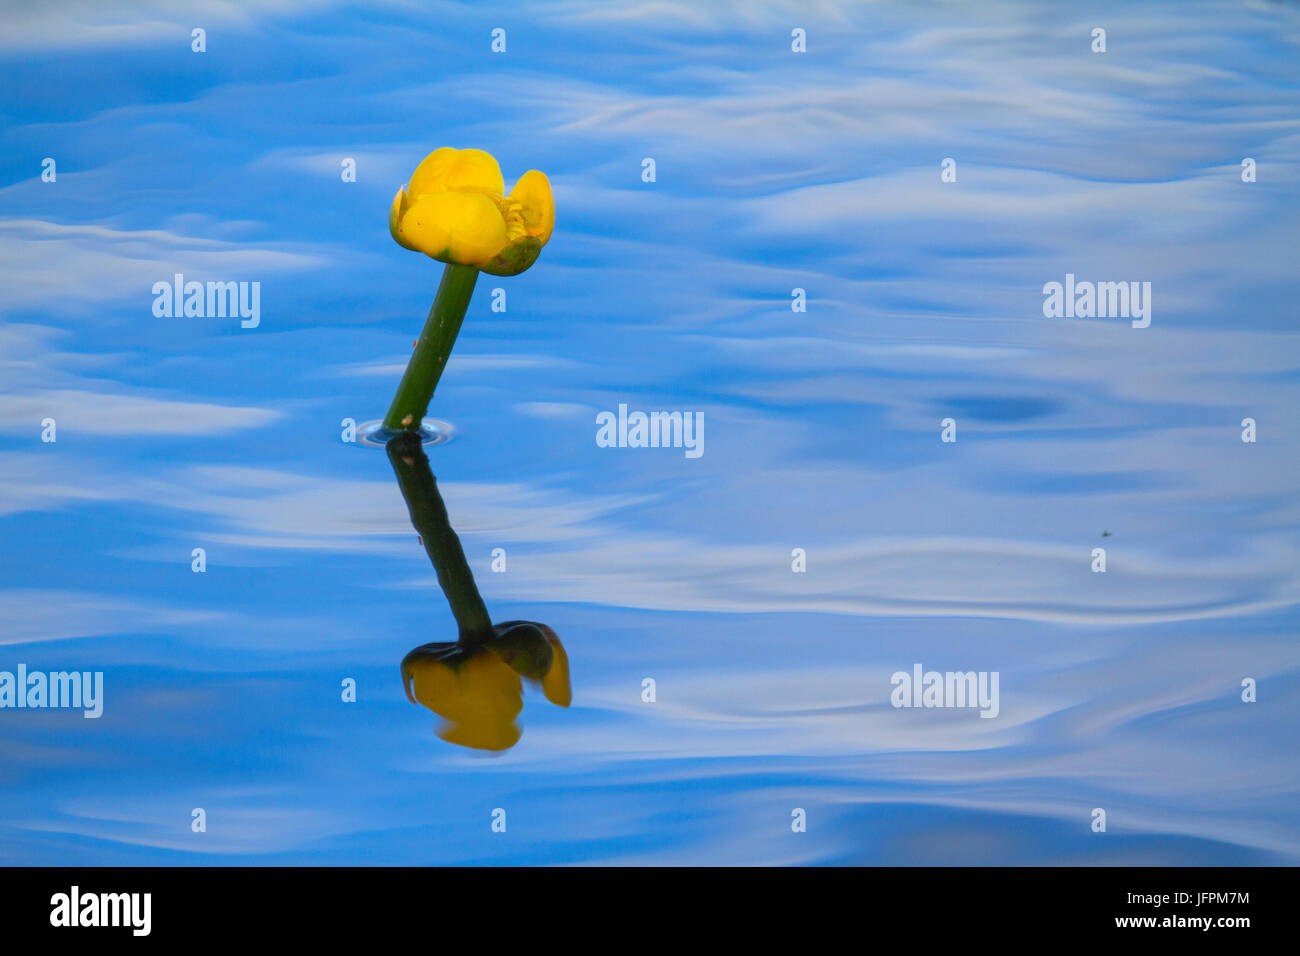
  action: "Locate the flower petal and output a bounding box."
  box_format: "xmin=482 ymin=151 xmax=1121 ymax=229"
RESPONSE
xmin=388 ymin=186 xmax=415 ymax=249
xmin=509 ymin=170 xmax=555 ymax=245
xmin=398 ymin=191 xmax=508 ymax=266
xmin=479 ymin=236 xmax=542 ymax=276
xmin=408 ymin=147 xmax=504 ymax=198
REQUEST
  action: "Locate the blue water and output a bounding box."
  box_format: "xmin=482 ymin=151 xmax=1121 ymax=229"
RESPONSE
xmin=1 ymin=0 xmax=1298 ymax=865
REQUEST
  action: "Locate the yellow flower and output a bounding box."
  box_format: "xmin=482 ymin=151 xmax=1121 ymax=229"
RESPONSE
xmin=389 ymin=147 xmax=554 ymax=276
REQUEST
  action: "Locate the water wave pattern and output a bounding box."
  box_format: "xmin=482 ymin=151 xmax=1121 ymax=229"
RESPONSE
xmin=0 ymin=0 xmax=1297 ymax=864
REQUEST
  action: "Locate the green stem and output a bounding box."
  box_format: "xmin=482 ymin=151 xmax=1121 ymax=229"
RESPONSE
xmin=386 ymin=432 xmax=494 ymax=643
xmin=383 ymin=262 xmax=479 ymax=432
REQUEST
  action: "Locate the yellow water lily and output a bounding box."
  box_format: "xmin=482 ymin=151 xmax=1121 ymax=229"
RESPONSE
xmin=381 ymin=148 xmax=555 ymax=432
xmin=389 ymin=147 xmax=554 ymax=277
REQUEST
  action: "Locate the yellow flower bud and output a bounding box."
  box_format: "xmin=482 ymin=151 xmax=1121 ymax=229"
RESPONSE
xmin=390 ymin=148 xmax=554 ymax=276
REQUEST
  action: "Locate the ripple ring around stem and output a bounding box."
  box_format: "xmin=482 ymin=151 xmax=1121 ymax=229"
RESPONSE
xmin=355 ymin=418 xmax=454 ymax=448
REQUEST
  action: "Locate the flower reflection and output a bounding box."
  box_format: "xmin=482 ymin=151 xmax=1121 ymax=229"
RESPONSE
xmin=388 ymin=432 xmax=570 ymax=750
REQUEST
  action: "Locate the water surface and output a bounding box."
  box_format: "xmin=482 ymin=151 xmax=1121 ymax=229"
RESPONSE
xmin=0 ymin=0 xmax=1298 ymax=864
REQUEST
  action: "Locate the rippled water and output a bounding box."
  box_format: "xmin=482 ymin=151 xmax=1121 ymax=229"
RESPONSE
xmin=1 ymin=0 xmax=1298 ymax=864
